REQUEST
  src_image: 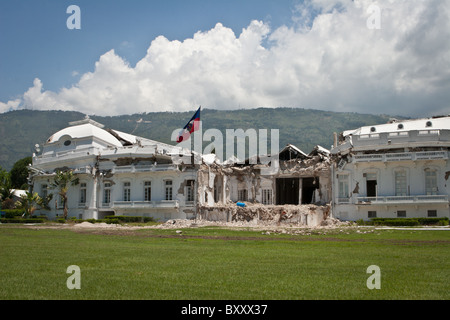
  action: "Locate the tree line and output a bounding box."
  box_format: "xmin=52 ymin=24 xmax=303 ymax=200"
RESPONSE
xmin=0 ymin=157 xmax=78 ymax=219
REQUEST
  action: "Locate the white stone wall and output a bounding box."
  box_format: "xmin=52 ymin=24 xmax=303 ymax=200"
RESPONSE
xmin=333 ymin=152 xmax=450 ymax=221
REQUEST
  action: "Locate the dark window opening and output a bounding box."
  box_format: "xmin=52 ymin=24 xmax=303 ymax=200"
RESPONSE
xmin=367 ymin=180 xmax=377 ymax=197
xmin=368 ymin=211 xmax=377 ymax=218
xmin=427 ymin=210 xmax=437 ymax=217
xmin=301 ymin=177 xmax=319 ymax=204
xmin=397 ymin=210 xmax=406 ymax=217
xmin=276 ymin=178 xmax=299 ymax=205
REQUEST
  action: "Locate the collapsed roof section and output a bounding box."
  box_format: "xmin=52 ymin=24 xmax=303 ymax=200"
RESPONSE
xmin=196 ymin=143 xmax=331 ymax=178
xmin=279 ymin=144 xmax=310 ymax=161
xmin=197 ymin=144 xmax=330 ymax=168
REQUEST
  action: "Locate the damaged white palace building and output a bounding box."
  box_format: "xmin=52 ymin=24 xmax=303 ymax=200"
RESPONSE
xmin=29 ymin=115 xmax=450 ymax=225
xmin=331 ymin=116 xmax=450 ymax=221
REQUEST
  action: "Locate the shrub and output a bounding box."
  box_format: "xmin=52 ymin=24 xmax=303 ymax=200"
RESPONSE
xmin=369 ymin=217 xmax=449 ymax=226
xmin=417 ymin=217 xmax=449 ymax=226
xmin=356 ymin=219 xmax=367 ymax=226
xmin=104 ymin=215 xmax=154 ymax=223
xmin=106 ymin=218 xmax=119 ymax=224
xmin=0 ymin=218 xmax=45 ymax=224
xmin=370 ymin=218 xmax=419 ymax=226
xmin=3 ymin=209 xmax=25 ymax=218
xmin=1 ymin=198 xmax=16 ymax=210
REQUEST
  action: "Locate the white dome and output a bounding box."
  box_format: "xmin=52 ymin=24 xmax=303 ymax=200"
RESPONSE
xmin=47 ymin=122 xmax=123 ymax=147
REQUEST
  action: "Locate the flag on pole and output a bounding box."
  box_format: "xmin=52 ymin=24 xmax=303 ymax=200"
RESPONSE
xmin=176 ymin=106 xmax=201 ymax=143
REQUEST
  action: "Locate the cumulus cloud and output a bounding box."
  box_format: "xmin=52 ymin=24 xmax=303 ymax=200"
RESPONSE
xmin=1 ymin=0 xmax=449 ymax=117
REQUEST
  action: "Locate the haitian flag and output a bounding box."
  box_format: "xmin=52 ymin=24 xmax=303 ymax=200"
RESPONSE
xmin=176 ymin=107 xmax=201 ymax=143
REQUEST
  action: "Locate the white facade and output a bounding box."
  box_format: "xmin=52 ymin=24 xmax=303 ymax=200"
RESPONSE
xmin=331 ymin=116 xmax=450 ymax=221
xmin=30 ymin=117 xmax=332 ymax=225
xmin=31 ymin=117 xmax=197 ymax=221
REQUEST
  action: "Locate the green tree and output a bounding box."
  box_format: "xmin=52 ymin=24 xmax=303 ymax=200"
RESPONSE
xmin=15 ymin=191 xmax=43 ymax=217
xmin=0 ymin=165 xmax=13 ymax=202
xmin=49 ymin=170 xmax=79 ymax=220
xmin=10 ymin=156 xmax=32 ymax=189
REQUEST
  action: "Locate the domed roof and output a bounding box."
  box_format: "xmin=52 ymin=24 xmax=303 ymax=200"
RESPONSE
xmin=46 ymin=118 xmax=123 ymax=147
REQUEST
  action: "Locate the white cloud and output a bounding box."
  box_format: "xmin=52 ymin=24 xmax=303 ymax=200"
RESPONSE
xmin=2 ymin=0 xmax=449 ymax=117
xmin=0 ymin=98 xmax=21 ymax=113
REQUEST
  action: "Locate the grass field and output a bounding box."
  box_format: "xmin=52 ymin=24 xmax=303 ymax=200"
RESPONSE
xmin=0 ymin=224 xmax=449 ymax=300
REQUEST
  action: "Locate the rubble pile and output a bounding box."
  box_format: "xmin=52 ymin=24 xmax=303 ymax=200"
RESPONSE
xmin=196 ymin=203 xmax=332 ymax=227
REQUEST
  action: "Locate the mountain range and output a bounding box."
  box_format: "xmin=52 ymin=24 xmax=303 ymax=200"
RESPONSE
xmin=0 ymin=108 xmax=399 ymax=170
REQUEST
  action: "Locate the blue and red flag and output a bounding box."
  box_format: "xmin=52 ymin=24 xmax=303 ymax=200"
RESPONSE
xmin=176 ymin=106 xmax=201 ymax=143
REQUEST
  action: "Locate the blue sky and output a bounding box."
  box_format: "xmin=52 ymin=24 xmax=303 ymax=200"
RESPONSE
xmin=0 ymin=0 xmax=296 ymax=101
xmin=1 ymin=0 xmax=449 ymax=117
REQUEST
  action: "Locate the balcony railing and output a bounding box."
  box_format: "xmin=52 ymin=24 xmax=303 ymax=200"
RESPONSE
xmin=112 ymin=200 xmax=179 ymax=209
xmin=337 ymin=197 xmax=351 ymax=204
xmin=353 ymin=151 xmax=448 ymax=163
xmin=34 ymin=147 xmax=99 ymax=164
xmin=356 ymin=195 xmax=448 ymax=205
xmin=112 ymin=164 xmax=177 ymax=173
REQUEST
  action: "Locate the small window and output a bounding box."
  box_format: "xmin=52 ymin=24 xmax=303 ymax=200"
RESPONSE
xmin=123 ymin=182 xmax=131 ymax=202
xmin=186 ymin=180 xmax=195 ymax=202
xmin=368 ymin=211 xmax=377 ymax=218
xmin=397 ymin=210 xmax=406 ymax=217
xmin=427 ymin=210 xmax=437 ymax=217
xmin=338 ymin=174 xmax=349 ymax=199
xmin=370 ymin=127 xmax=376 ymax=132
xmin=64 ymin=140 xmax=71 ymax=146
xmin=238 ymin=189 xmax=248 ymax=202
xmin=426 ymin=121 xmax=432 ymax=127
xmin=41 ymin=184 xmax=48 ymax=198
xmin=425 ymin=169 xmax=438 ymax=195
xmin=79 ymin=183 xmax=87 ymax=204
xmin=397 ymin=124 xmax=404 ymax=130
xmin=262 ymin=189 xmax=272 ymax=205
xmin=103 ymin=183 xmax=112 ymax=205
xmin=144 ymin=181 xmax=151 ymax=201
xmin=165 ymin=180 xmax=173 ymax=200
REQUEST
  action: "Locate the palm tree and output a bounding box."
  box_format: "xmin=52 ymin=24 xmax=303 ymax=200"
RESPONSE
xmin=15 ymin=191 xmax=43 ymax=217
xmin=50 ymin=170 xmax=79 ymax=220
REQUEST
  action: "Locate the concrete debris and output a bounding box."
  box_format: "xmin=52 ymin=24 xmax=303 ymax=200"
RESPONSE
xmin=156 ymin=215 xmax=350 ymax=230
xmin=196 ymin=203 xmax=332 ymax=227
xmin=73 ymin=221 xmax=120 ymax=228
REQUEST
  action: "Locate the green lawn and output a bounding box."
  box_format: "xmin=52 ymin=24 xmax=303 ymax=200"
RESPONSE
xmin=0 ymin=225 xmax=449 ymax=300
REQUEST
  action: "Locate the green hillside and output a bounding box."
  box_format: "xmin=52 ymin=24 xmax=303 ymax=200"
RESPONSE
xmin=0 ymin=108 xmax=396 ymax=170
